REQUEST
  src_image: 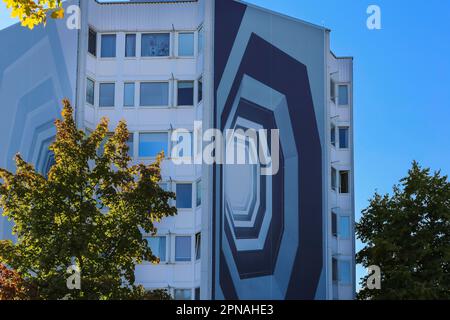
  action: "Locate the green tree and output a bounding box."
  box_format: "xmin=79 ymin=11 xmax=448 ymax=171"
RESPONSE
xmin=0 ymin=99 xmax=176 ymax=300
xmin=356 ymin=161 xmax=450 ymax=299
xmin=2 ymin=0 xmax=64 ymax=29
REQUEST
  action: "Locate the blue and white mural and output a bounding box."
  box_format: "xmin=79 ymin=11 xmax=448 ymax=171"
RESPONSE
xmin=0 ymin=1 xmax=78 ymax=240
xmin=213 ymin=0 xmax=327 ymax=299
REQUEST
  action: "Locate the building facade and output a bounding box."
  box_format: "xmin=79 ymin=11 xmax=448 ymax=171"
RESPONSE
xmin=0 ymin=0 xmax=354 ymax=300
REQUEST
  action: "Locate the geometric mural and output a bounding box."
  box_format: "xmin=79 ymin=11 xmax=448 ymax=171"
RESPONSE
xmin=213 ymin=0 xmax=326 ymax=300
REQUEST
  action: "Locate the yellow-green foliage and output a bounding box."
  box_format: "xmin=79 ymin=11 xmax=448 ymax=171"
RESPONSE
xmin=3 ymin=0 xmax=64 ymax=29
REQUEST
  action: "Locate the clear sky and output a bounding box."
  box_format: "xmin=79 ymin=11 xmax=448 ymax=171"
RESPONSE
xmin=1 ymin=0 xmax=450 ymax=289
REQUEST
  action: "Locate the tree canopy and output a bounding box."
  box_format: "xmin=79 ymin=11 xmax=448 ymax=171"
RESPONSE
xmin=2 ymin=0 xmax=64 ymax=29
xmin=0 ymin=99 xmax=176 ymax=300
xmin=357 ymin=161 xmax=450 ymax=299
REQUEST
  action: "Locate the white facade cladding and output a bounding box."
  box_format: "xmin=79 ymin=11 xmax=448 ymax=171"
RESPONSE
xmin=0 ymin=0 xmax=355 ymax=300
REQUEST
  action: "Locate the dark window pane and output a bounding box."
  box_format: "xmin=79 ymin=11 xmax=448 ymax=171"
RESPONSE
xmin=340 ymin=171 xmax=349 ymax=194
xmin=338 ymin=85 xmax=349 ymax=105
xmin=101 ymin=34 xmax=116 ymax=58
xmin=140 ymin=82 xmax=169 ymax=106
xmin=141 ymin=33 xmax=170 ymax=57
xmin=332 ymin=258 xmax=338 ymax=282
xmin=125 ymin=34 xmax=136 ymax=57
xmin=139 ymin=133 xmax=168 ymax=158
xmin=339 ymin=127 xmax=349 ymax=148
xmin=86 ymin=78 xmax=95 ymax=105
xmin=88 ymin=28 xmax=97 ymax=56
xmin=339 ymin=260 xmax=351 ymax=284
xmin=175 ymin=236 xmax=191 ymax=262
xmin=176 ymin=183 xmax=192 ymax=209
xmin=177 ymin=81 xmax=194 ymax=106
xmin=99 ymin=83 xmax=115 ymax=107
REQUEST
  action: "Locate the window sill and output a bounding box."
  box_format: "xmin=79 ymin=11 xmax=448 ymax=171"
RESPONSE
xmin=138 ymin=105 xmax=171 ymax=109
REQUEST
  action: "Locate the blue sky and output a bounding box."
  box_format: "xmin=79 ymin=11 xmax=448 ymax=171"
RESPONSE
xmin=1 ymin=0 xmax=450 ymax=288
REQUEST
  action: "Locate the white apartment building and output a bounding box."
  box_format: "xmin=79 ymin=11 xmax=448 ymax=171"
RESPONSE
xmin=0 ymin=0 xmax=354 ymax=300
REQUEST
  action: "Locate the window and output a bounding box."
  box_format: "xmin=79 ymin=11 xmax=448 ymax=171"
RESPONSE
xmin=338 ymin=84 xmax=349 ymax=106
xmin=139 ymin=133 xmax=168 ymax=158
xmin=174 ymin=289 xmax=192 ymax=300
xmin=173 ymin=132 xmax=193 ymax=158
xmin=86 ymin=78 xmax=95 ymax=105
xmin=198 ymin=77 xmax=203 ymax=103
xmin=339 ymin=216 xmax=351 ymax=239
xmin=172 ymin=131 xmax=194 ymax=158
xmin=195 ymin=287 xmax=200 ymax=300
xmin=330 ymin=79 xmax=336 ymax=102
xmin=332 ymin=257 xmax=338 ymax=282
xmin=175 ymin=236 xmax=191 ymax=262
xmin=178 ymin=32 xmax=194 ymax=57
xmin=177 ymin=81 xmax=194 ymax=106
xmin=101 ymin=34 xmax=116 ymax=58
xmin=338 ymin=260 xmax=352 ymax=285
xmin=127 ymin=134 xmax=134 ymax=157
xmin=331 ymin=211 xmax=337 ymax=237
xmin=140 ymin=82 xmax=169 ymax=107
xmin=198 ymin=26 xmax=204 ymax=55
xmin=195 ymin=232 xmax=201 ymax=260
xmin=330 ymin=123 xmax=336 ymax=147
xmin=196 ymin=180 xmax=201 ymax=207
xmin=125 ymin=34 xmax=136 ymax=57
xmin=176 ymin=183 xmax=192 ymax=209
xmin=88 ymin=28 xmax=97 ymax=56
xmin=339 ymin=127 xmax=349 ymax=149
xmin=99 ymin=83 xmax=115 ymax=107
xmin=339 ymin=171 xmax=349 ymax=194
xmin=331 ymin=167 xmax=337 ymax=191
xmin=124 ymin=82 xmax=135 ymax=107
xmin=141 ymin=33 xmax=170 ymax=57
xmin=146 ymin=236 xmax=166 ymax=262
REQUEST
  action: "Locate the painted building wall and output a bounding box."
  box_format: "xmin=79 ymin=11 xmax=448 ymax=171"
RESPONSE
xmin=212 ymin=0 xmax=328 ymax=300
xmin=0 ymin=0 xmax=79 ymax=241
